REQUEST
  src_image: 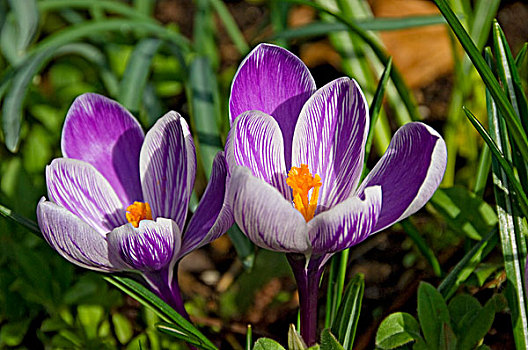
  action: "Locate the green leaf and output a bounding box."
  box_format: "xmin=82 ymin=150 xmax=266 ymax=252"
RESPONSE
xmin=320 ymin=329 xmax=344 ymax=350
xmin=78 ymin=305 xmax=104 ymax=339
xmin=400 ymin=219 xmax=442 ymax=277
xmin=463 ymin=107 xmax=528 ymax=218
xmin=375 ymin=312 xmax=422 ymax=349
xmin=330 ymin=274 xmax=364 ymax=349
xmin=112 ymin=313 xmax=134 ymax=344
xmin=118 ymin=38 xmax=162 ymax=113
xmin=448 ymin=294 xmax=482 ymax=334
xmin=156 ymin=322 xmax=217 ymax=350
xmin=105 ymin=276 xmax=217 ymax=350
xmin=227 ymin=224 xmax=255 ymax=270
xmin=8 ymin=0 xmax=38 ymax=53
xmin=515 ymin=43 xmax=527 ymax=68
xmin=430 ymin=187 xmax=497 ymax=240
xmin=455 ymin=297 xmax=496 ymax=350
xmin=288 ymin=324 xmax=307 ymax=350
xmin=253 ymin=338 xmax=286 ymax=350
xmin=433 ymin=0 xmax=528 ymax=164
xmin=417 ymin=282 xmax=451 ymax=349
xmin=209 ymin=0 xmax=248 ymax=55
xmin=187 ymin=55 xmax=222 ymax=178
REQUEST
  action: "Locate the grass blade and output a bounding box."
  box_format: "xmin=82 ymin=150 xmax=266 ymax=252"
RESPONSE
xmin=8 ymin=0 xmax=39 ymax=53
xmin=209 ymin=0 xmax=249 ymax=55
xmin=331 ymin=274 xmax=365 ymax=349
xmin=400 ymin=219 xmax=442 ymax=277
xmin=156 ymin=322 xmax=217 ymax=350
xmin=433 ymin=0 xmax=528 ymax=163
xmin=118 ymin=38 xmax=161 ymax=113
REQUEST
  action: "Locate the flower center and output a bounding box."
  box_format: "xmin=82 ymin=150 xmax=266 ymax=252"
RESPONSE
xmin=126 ymin=201 xmax=153 ymax=228
xmin=286 ymin=164 xmax=321 ymax=222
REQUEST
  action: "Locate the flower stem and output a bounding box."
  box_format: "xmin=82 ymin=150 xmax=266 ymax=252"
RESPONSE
xmin=287 ymin=254 xmax=324 ymax=346
xmin=143 ymin=267 xmax=190 ymax=320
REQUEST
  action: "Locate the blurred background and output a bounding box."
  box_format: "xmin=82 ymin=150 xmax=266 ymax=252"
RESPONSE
xmin=0 ymin=0 xmax=527 ymax=348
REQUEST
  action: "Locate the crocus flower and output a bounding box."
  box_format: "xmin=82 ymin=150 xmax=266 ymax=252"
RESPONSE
xmin=37 ymin=93 xmax=233 ymax=317
xmin=226 ymin=44 xmax=447 ymax=345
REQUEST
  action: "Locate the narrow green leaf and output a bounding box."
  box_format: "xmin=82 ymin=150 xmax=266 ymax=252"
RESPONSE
xmin=463 ymin=107 xmax=528 ymax=218
xmin=209 ymin=0 xmax=249 ymax=55
xmin=433 ymin=0 xmax=528 ymax=163
xmin=330 ymin=274 xmax=364 ymax=349
xmin=400 ymin=219 xmax=442 ymax=277
xmin=118 ymin=38 xmax=161 ymax=113
xmin=437 ymin=228 xmax=498 ymax=299
xmin=133 ymin=0 xmax=154 ymax=15
xmin=320 ymin=329 xmax=344 ymax=350
xmin=364 ymin=58 xmax=392 ymax=165
xmin=417 ymin=282 xmax=451 ymax=349
xmin=156 ymin=322 xmax=217 ymax=350
xmin=0 ymin=203 xmax=40 ymax=234
xmin=375 ymin=312 xmax=422 ymax=349
xmin=515 ymin=43 xmax=527 ymax=68
xmin=253 ymin=338 xmax=286 ymax=350
xmin=105 ymin=276 xmax=217 ymax=350
xmin=8 ymin=0 xmax=39 ymax=52
xmin=429 ymin=186 xmax=497 ymax=241
xmin=187 ymin=56 xmax=222 ymax=178
xmin=473 ymin=144 xmax=491 ymax=197
xmin=246 ymin=325 xmax=252 ymax=350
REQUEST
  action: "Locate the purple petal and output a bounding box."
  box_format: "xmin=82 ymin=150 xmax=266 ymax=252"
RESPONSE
xmin=37 ymin=199 xmax=116 ymax=272
xmin=358 ymin=122 xmax=447 ymax=232
xmin=107 ymin=218 xmax=181 ymax=272
xmin=228 ymin=166 xmax=309 ymax=254
xmin=292 ymin=78 xmax=368 ymax=209
xmin=46 ymin=158 xmax=126 ymax=234
xmin=308 ymin=186 xmax=382 ymax=255
xmin=180 ymin=152 xmax=234 ymax=257
xmin=61 ymin=93 xmax=144 ymax=206
xmin=140 ymin=112 xmax=196 ymax=229
xmin=225 ymin=111 xmax=290 ymax=199
xmin=229 ymin=43 xmax=316 ymax=168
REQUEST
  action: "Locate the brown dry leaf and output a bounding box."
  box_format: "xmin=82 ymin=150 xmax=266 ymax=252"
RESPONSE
xmin=369 ymin=0 xmax=454 ymax=88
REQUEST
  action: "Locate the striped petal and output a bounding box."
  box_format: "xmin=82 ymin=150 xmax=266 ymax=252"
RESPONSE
xmin=228 ymin=166 xmax=309 ymax=254
xmin=308 ymin=186 xmax=382 ymax=255
xmin=229 ymin=43 xmax=316 ymax=168
xmin=292 ymin=78 xmax=368 ymax=210
xmin=180 ymin=152 xmax=233 ymax=257
xmin=357 ymin=122 xmax=447 ymax=233
xmin=61 ymin=93 xmax=144 ymax=206
xmin=225 ymin=111 xmax=290 ymax=199
xmin=140 ymin=112 xmax=196 ymax=229
xmin=46 ymin=158 xmax=125 ymax=234
xmin=107 ymin=218 xmax=181 ymax=272
xmin=37 ymin=199 xmax=116 ymax=272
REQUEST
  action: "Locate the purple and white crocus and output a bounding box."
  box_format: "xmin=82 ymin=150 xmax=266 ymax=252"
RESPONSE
xmin=37 ymin=93 xmax=233 ymax=318
xmin=226 ymin=43 xmax=447 ymax=345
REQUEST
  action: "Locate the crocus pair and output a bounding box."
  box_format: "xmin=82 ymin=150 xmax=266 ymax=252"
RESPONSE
xmin=37 ymin=94 xmax=233 ymax=317
xmin=225 ymin=44 xmax=447 ymax=345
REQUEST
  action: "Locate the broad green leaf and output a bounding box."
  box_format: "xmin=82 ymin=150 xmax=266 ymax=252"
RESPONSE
xmin=430 ymin=187 xmax=497 ymax=240
xmin=320 ymin=329 xmax=344 ymax=350
xmin=112 ymin=313 xmax=134 ymax=344
xmin=456 ymin=298 xmax=496 ymax=350
xmin=78 ymin=305 xmax=104 ymax=339
xmin=288 ymin=324 xmax=307 ymax=350
xmin=447 ymin=294 xmax=481 ymax=333
xmin=375 ymin=312 xmax=422 ymax=349
xmin=253 ymin=338 xmax=286 ymax=350
xmin=118 ymin=38 xmax=161 ymax=113
xmin=417 ymin=282 xmax=451 ymax=349
xmin=330 ymin=274 xmax=364 ymax=349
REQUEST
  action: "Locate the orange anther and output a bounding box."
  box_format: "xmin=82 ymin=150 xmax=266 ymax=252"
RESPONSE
xmin=286 ymin=164 xmax=321 ymax=222
xmin=126 ymin=201 xmax=153 ymax=228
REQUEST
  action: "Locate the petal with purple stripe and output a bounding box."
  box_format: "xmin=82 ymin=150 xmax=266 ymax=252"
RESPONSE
xmin=357 ymin=122 xmax=447 ymax=233
xmin=308 ymin=186 xmax=382 ymax=255
xmin=37 ymin=199 xmax=116 ymax=272
xmin=180 ymin=152 xmax=233 ymax=257
xmin=229 ymin=43 xmax=316 ymax=168
xmin=61 ymin=93 xmax=144 ymax=206
xmin=140 ymin=112 xmax=196 ymax=229
xmin=228 ymin=166 xmax=309 ymax=254
xmin=46 ymin=158 xmax=126 ymax=234
xmin=226 ymin=111 xmax=290 ymax=198
xmin=107 ymin=218 xmax=181 ymax=272
xmin=292 ymin=78 xmax=368 ymax=209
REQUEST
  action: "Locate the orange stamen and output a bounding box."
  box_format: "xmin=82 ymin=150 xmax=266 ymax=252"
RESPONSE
xmin=286 ymin=164 xmax=321 ymax=222
xmin=126 ymin=201 xmax=153 ymax=228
